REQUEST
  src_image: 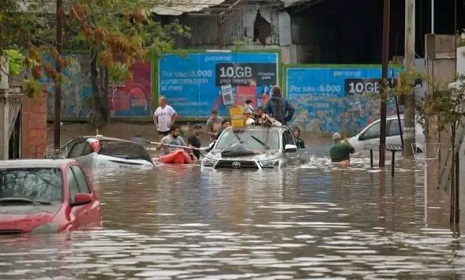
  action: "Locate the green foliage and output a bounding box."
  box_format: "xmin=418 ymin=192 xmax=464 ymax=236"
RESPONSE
xmin=66 ymin=0 xmax=190 ymax=83
xmin=232 ymin=37 xmax=249 ymax=51
xmin=3 ymin=49 xmax=24 ymax=75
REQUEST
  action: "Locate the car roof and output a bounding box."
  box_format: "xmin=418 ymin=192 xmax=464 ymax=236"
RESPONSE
xmin=225 ymin=125 xmax=289 ymax=132
xmin=81 ymin=135 xmax=133 ymax=143
xmin=0 ymin=159 xmax=77 ymax=169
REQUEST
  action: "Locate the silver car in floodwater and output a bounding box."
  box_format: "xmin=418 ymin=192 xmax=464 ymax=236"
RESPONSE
xmin=201 ymin=126 xmax=307 ymax=170
xmin=62 ymin=136 xmax=155 ymax=170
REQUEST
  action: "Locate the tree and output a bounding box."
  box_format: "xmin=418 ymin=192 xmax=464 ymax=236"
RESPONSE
xmin=0 ymin=0 xmax=58 ymax=95
xmin=65 ymin=1 xmax=189 ymax=129
xmin=1 ymin=0 xmax=190 ymax=129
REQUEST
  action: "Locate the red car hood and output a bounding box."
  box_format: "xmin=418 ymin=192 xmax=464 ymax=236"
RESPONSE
xmin=0 ymin=204 xmax=61 ymax=233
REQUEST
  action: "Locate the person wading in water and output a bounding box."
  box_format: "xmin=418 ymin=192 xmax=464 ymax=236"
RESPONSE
xmin=263 ymin=86 xmax=295 ymax=125
xmin=329 ymin=132 xmax=355 ymax=166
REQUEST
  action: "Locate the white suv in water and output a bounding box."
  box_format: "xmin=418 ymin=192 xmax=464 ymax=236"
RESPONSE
xmin=348 ymin=115 xmax=425 ymax=154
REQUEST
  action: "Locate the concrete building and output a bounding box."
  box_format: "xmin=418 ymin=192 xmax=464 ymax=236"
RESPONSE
xmin=153 ymin=0 xmax=320 ymax=63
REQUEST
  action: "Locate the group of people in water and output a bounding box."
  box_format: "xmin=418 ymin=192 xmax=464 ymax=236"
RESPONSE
xmin=152 ymin=85 xmax=355 ymax=164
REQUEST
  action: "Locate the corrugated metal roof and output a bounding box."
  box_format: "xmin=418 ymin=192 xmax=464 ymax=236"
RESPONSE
xmin=281 ymin=0 xmax=323 ymax=8
xmin=152 ymin=0 xmax=226 ymax=16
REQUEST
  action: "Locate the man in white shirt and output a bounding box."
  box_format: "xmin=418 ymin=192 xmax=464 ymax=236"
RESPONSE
xmin=153 ymin=96 xmax=177 ymax=136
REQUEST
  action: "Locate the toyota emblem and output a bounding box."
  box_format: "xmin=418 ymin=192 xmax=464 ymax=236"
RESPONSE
xmin=231 ymin=161 xmax=241 ymax=168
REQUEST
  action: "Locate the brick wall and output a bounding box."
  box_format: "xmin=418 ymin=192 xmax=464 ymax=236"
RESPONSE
xmin=22 ymin=94 xmax=48 ymax=158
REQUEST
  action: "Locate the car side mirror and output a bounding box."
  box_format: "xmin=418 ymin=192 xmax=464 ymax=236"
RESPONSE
xmin=284 ymin=144 xmax=297 ymax=153
xmin=358 ymin=133 xmax=364 ymax=141
xmin=71 ymin=193 xmax=92 ymax=207
xmin=208 ymin=141 xmax=215 ymax=149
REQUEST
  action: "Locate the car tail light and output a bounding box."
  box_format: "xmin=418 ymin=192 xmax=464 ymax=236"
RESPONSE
xmin=90 ymin=140 xmax=100 ymax=153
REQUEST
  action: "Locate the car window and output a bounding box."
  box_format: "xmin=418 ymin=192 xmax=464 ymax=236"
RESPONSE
xmin=67 ymin=168 xmax=80 ymax=203
xmin=0 ymin=168 xmax=63 ymax=203
xmin=64 ymin=140 xmax=76 ymax=155
xmin=82 ymin=142 xmax=93 ymax=156
xmin=387 ymin=119 xmax=404 ymax=136
xmin=362 ymin=122 xmax=381 ymax=140
xmin=283 ymin=131 xmax=295 ymax=147
xmin=68 ymin=141 xmax=87 ymax=158
xmin=99 ymin=141 xmax=153 ymax=163
xmin=71 ymin=166 xmax=91 ymax=194
xmin=216 ymin=129 xmax=280 ymax=150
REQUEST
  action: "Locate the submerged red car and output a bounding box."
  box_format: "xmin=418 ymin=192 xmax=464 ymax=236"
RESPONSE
xmin=0 ymin=159 xmax=102 ymax=234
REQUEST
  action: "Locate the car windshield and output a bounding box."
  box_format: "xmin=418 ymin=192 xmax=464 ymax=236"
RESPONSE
xmin=100 ymin=141 xmax=153 ymax=163
xmin=216 ymin=128 xmax=280 ymax=150
xmin=0 ymin=168 xmax=63 ymax=203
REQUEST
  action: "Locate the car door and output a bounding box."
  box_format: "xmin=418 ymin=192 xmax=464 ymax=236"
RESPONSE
xmin=282 ymin=130 xmax=298 ymax=165
xmin=62 ymin=140 xmax=77 ymax=158
xmin=356 ymin=121 xmax=384 ymax=150
xmin=71 ymin=165 xmax=101 ymax=227
xmin=66 ymin=167 xmax=88 ymax=230
xmin=386 ymin=118 xmax=403 ymax=147
xmin=67 ymin=141 xmax=93 ymax=168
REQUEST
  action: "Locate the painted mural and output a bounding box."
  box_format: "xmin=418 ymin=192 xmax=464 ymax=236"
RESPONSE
xmin=42 ymin=54 xmax=152 ymax=120
xmin=42 ymin=54 xmax=92 ymax=120
xmin=109 ymin=63 xmax=152 ymax=118
xmin=286 ymin=66 xmax=401 ymax=134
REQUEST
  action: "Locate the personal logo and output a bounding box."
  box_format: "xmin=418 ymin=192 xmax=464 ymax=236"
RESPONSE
xmin=231 ymin=161 xmax=241 ymax=168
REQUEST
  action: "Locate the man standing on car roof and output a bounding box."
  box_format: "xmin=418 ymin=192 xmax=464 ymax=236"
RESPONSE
xmin=263 ymin=86 xmax=295 ymax=125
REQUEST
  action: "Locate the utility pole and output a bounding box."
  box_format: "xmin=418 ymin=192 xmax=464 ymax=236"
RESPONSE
xmin=54 ymin=0 xmax=63 ymax=151
xmin=379 ymin=0 xmax=390 ymax=167
xmin=403 ymin=0 xmax=416 ymax=158
xmin=431 ymin=0 xmax=434 ymax=34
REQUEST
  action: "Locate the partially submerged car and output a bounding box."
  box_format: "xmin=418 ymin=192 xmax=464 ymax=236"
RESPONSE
xmin=0 ymin=159 xmax=102 ymax=234
xmin=63 ymin=135 xmax=155 ymax=169
xmin=348 ymin=115 xmax=425 ymax=154
xmin=202 ymin=125 xmax=307 ymax=170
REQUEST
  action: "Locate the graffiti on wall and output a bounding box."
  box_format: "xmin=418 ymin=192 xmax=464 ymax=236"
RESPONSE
xmin=41 ymin=54 xmax=92 ymax=120
xmin=42 ymin=54 xmax=152 ymax=120
xmin=286 ymin=66 xmax=401 ymax=134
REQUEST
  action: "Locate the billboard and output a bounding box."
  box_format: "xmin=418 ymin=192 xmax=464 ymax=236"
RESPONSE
xmin=286 ymin=66 xmax=401 ymax=134
xmin=156 ymin=51 xmax=280 ymax=118
xmin=109 ymin=62 xmax=152 ymax=118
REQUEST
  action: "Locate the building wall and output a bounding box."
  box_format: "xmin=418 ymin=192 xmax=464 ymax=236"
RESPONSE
xmin=175 ymin=5 xmax=280 ymax=49
xmin=21 ymin=94 xmax=48 ymax=158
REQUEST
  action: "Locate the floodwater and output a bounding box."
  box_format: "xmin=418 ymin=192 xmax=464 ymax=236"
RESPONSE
xmin=0 ymin=142 xmax=463 ymax=279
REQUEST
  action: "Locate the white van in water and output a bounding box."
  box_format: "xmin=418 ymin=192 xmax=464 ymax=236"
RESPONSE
xmin=348 ymin=115 xmax=425 ymax=154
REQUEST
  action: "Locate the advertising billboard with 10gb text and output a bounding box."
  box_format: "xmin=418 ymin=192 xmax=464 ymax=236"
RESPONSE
xmin=157 ymin=52 xmax=279 ymax=118
xmin=286 ymin=66 xmax=401 ymax=134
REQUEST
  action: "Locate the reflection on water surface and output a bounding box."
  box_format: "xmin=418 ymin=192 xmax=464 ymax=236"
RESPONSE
xmin=0 ymin=144 xmax=461 ymax=279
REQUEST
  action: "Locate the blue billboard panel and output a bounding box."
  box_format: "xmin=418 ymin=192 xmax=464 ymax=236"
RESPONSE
xmin=158 ymin=52 xmax=279 ymax=118
xmin=286 ymin=66 xmax=401 ymax=134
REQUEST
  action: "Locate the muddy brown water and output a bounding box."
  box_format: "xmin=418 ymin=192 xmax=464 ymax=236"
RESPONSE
xmin=1 ymin=124 xmax=460 ymax=279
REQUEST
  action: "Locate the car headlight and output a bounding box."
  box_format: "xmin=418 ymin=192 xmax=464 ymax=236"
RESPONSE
xmin=259 ymin=159 xmax=280 ymax=168
xmin=31 ymin=223 xmax=60 ymax=234
xmin=202 ymin=158 xmax=217 ymax=167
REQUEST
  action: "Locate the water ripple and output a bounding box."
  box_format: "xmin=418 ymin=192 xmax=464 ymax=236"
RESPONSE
xmin=0 ymin=148 xmax=461 ymax=279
